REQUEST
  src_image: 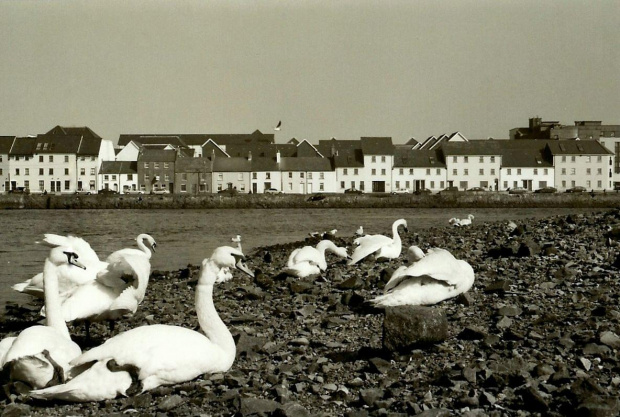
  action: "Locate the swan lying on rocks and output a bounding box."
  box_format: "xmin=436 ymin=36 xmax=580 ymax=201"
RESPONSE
xmin=30 ymin=246 xmax=253 ymax=402
xmin=449 ymin=214 xmax=474 ymax=227
xmin=1 ymin=246 xmax=85 ymax=390
xmin=283 ymin=240 xmax=349 ymax=278
xmin=371 ymin=247 xmax=474 ymax=307
xmin=349 ymin=219 xmax=408 ymax=265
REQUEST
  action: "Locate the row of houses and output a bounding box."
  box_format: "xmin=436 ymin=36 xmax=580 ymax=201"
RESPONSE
xmin=1 ymin=120 xmax=619 ymax=195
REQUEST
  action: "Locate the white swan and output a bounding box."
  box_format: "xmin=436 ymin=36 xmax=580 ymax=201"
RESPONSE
xmin=355 ymin=226 xmax=364 ymax=236
xmin=41 ymin=234 xmax=156 ymax=339
xmin=12 ymin=234 xmax=107 ymax=299
xmin=30 ymin=246 xmax=253 ymax=402
xmin=450 ymin=214 xmax=474 ymax=227
xmin=283 ymin=240 xmax=349 ymax=278
xmin=371 ymin=247 xmax=474 ymax=307
xmin=348 ymin=219 xmax=408 ymax=265
xmin=1 ymin=246 xmax=85 ymax=389
xmin=448 ymin=218 xmax=461 ymax=227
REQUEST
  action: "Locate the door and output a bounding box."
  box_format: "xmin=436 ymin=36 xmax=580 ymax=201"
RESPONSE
xmin=252 ymin=183 xmax=257 ymax=194
xmin=308 ymin=183 xmax=313 ymax=193
xmin=372 ymin=181 xmax=385 ymax=193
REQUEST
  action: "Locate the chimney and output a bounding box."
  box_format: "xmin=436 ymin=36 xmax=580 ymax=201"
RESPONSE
xmin=276 ymin=150 xmax=281 ymax=163
xmin=248 ymin=151 xmax=252 ymax=161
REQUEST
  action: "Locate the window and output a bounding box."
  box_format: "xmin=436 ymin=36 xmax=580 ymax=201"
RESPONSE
xmin=503 ymin=181 xmax=508 ymax=189
xmin=453 ymin=169 xmax=457 ymax=175
xmin=181 ymin=173 xmax=187 ymax=181
xmin=48 ymin=168 xmax=53 ymax=175
xmin=217 ymin=173 xmax=223 ymax=181
xmin=64 ymin=156 xmax=69 ymax=163
xmin=381 ymin=156 xmax=386 ymax=163
xmin=354 ymin=169 xmax=358 ymax=175
xmin=562 ymin=156 xmax=566 ymax=162
xmin=372 ymin=169 xmax=376 ymax=175
xmin=320 ymin=173 xmax=324 ymax=179
xmin=597 ymin=168 xmax=602 ymax=175
xmin=561 ymin=168 xmax=566 ymax=175
xmin=266 ymin=173 xmax=271 ymax=180
xmin=237 ymin=173 xmax=243 ymax=180
xmin=300 ymin=173 xmax=304 ymax=178
xmin=340 ymin=181 xmax=345 ymax=189
xmin=479 ymin=157 xmax=484 ymax=163
xmin=395 ymin=181 xmax=400 ymax=189
xmin=426 ymin=169 xmax=431 ymax=175
xmin=164 ymin=163 xmax=169 ymax=169
xmin=90 ymin=168 xmax=95 ymax=175
xmin=308 ymin=173 xmax=313 ymax=179
xmin=436 ymin=169 xmax=441 ymax=175
xmin=571 ymin=180 xmax=576 ymax=187
xmin=597 ymin=156 xmax=602 ymax=162
xmin=464 ymin=157 xmax=468 ymax=163
xmin=25 ymin=168 xmax=29 ymax=176
xmin=517 ymin=169 xmax=522 ymax=175
xmin=49 ymin=156 xmax=53 ymax=162
xmin=598 ymin=181 xmax=602 ymax=188
xmin=371 ymin=156 xmax=376 ymax=163
xmin=319 ymin=183 xmax=324 ymax=191
xmin=288 ymin=172 xmax=292 ymax=178
xmin=440 ymin=181 xmax=444 ymax=189
xmin=544 ymin=169 xmax=548 ymax=175
xmin=15 ymin=168 xmax=20 ymax=176
xmin=453 ymin=156 xmax=457 ymax=163
xmin=464 ymin=169 xmax=468 ymax=176
xmin=430 ymin=181 xmax=435 ymax=188
xmin=479 ymin=169 xmax=484 ymax=175
xmin=586 ymin=180 xmax=591 ymax=188
xmin=571 ymin=156 xmax=576 ymax=162
xmin=39 ymin=156 xmax=43 ymax=162
xmin=561 ymin=180 xmax=566 ymax=188
xmin=252 ymin=173 xmax=257 ymax=179
xmin=144 ymin=174 xmax=150 ymax=182
xmin=127 ymin=174 xmax=133 ymax=181
xmin=104 ymin=175 xmax=109 ymax=181
xmin=165 ymin=175 xmax=170 ymax=182
xmin=24 ymin=180 xmax=29 ymax=188
xmin=80 ymin=168 xmax=85 ymax=175
xmin=181 ymin=184 xmax=187 ymax=192
xmin=144 ymin=163 xmax=149 ymax=168
xmin=533 ymin=169 xmax=538 ymax=175
xmin=0 ymin=169 xmax=2 ymax=175
xmin=351 ymin=181 xmax=355 ymax=189
xmin=586 ymin=156 xmax=591 ymax=163
xmin=570 ymin=168 xmax=576 ymax=175
xmin=399 ymin=169 xmax=404 ymax=175
xmin=507 ymin=169 xmax=511 ymax=175
xmin=490 ymin=156 xmax=495 ymax=163
xmin=491 ymin=169 xmax=496 ymax=175
xmin=409 ymin=169 xmax=413 ymax=175
xmin=65 ymin=168 xmax=69 ymax=175
xmin=381 ymin=169 xmax=386 ymax=175
xmin=39 ymin=180 xmax=44 ymax=190
xmin=64 ymin=180 xmax=70 ymax=190
xmin=154 ymin=163 xmax=159 ymax=169
xmin=405 ymin=181 xmax=410 ymax=188
xmin=288 ymin=183 xmax=293 ymax=191
xmin=586 ymin=168 xmax=591 ymax=175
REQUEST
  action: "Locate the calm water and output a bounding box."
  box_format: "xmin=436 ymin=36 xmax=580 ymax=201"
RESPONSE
xmin=0 ymin=207 xmax=604 ymax=311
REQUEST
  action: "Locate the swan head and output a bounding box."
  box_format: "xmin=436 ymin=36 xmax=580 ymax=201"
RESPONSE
xmin=201 ymin=246 xmax=254 ymax=284
xmin=137 ymin=234 xmax=157 ymax=252
xmin=48 ymin=246 xmax=87 ymax=270
xmin=468 ymin=214 xmax=475 ymax=220
xmin=405 ymin=246 xmax=425 ymax=263
xmin=394 ymin=219 xmax=408 ymax=232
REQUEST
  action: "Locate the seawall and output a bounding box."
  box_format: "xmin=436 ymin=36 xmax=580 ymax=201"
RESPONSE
xmin=1 ymin=192 xmax=619 ymax=210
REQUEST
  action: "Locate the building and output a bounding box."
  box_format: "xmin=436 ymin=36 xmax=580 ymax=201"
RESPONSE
xmin=546 ymin=140 xmax=613 ymax=191
xmin=441 ymin=141 xmax=502 ymax=191
xmin=175 ymin=157 xmax=212 ymax=194
xmin=137 ymin=148 xmax=180 ymax=193
xmin=99 ymin=161 xmax=139 ymax=193
xmin=393 ymin=147 xmax=446 ymax=192
xmin=360 ymin=137 xmax=394 ymax=193
xmin=212 ymin=157 xmax=252 ymax=193
xmin=498 ymin=141 xmax=554 ymax=191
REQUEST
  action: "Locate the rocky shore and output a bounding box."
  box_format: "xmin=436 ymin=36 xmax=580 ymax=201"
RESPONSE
xmin=2 ymin=209 xmax=620 ymax=416
xmin=1 ymin=191 xmax=620 ymax=210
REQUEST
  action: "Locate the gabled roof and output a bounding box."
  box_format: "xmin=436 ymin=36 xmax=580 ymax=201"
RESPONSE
xmin=405 ymin=137 xmax=418 ymax=146
xmin=124 ymin=137 xmax=188 ymax=148
xmin=279 ymin=157 xmax=332 ymax=172
xmin=316 ymin=139 xmax=361 ymax=158
xmin=441 ymin=140 xmax=502 ymax=156
xmin=360 ymin=137 xmax=393 ymax=155
xmin=393 ymin=147 xmax=445 ymax=168
xmin=45 ymin=126 xmax=102 ymax=140
xmin=296 ymin=139 xmax=324 ymax=158
xmin=9 ymin=137 xmax=36 ymax=155
xmin=333 ymin=149 xmax=365 ymax=168
xmin=99 ymin=161 xmax=138 ymax=175
xmin=212 ymin=157 xmax=252 ymax=172
xmin=497 ymin=141 xmax=553 ymax=168
xmin=118 ymin=130 xmax=274 ymax=148
xmin=40 ymin=126 xmax=103 ymax=155
xmin=34 ymin=134 xmax=82 ymax=154
xmin=0 ymin=136 xmax=15 ymax=154
xmin=137 ymin=148 xmax=177 ymax=162
xmin=225 ymin=143 xmax=296 ymax=158
xmin=175 ymin=157 xmax=212 ymax=173
xmin=251 ymin=156 xmax=279 ymax=172
xmin=546 ymin=140 xmax=613 ymax=155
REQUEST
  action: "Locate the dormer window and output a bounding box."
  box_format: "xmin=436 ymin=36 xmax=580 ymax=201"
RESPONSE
xmin=36 ymin=143 xmax=42 ymax=150
xmin=43 ymin=143 xmax=48 ymax=150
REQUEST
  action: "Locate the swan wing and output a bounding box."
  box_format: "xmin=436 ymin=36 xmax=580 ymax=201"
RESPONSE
xmin=348 ymin=234 xmax=393 ymax=265
xmin=372 ymin=277 xmax=456 ymax=307
xmin=282 ymin=261 xmax=321 ymax=278
xmin=57 ymin=283 xmax=121 ymax=323
xmin=287 ymin=246 xmax=319 ymax=266
xmin=0 ymin=337 xmax=17 ymax=368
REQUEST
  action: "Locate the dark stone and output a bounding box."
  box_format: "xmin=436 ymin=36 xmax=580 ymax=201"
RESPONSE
xmin=517 ymin=386 xmax=549 ymax=412
xmin=338 ymin=275 xmax=364 ymax=290
xmin=157 ymin=395 xmax=185 ymax=412
xmin=383 ymin=306 xmax=448 ymax=352
xmin=1 ymin=404 xmax=31 ymax=417
xmin=254 ymin=269 xmax=274 ymax=288
xmin=368 ymin=357 xmax=392 ymax=374
xmin=575 ymin=396 xmax=620 ymax=417
xmin=273 ymin=402 xmax=312 ymax=417
xmin=484 ymin=280 xmax=511 ymax=293
xmin=455 ymin=292 xmax=473 ymax=306
xmin=289 ymin=281 xmax=313 ymax=294
xmin=517 ymin=239 xmax=541 ymax=257
xmin=359 ymin=388 xmax=384 ymax=407
xmin=236 ymin=397 xmax=280 ymax=416
xmin=458 ymin=326 xmax=487 ymax=340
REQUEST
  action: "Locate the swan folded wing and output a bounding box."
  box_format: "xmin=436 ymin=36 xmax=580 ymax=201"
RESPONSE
xmin=287 ymin=247 xmax=319 ymax=267
xmin=282 ymin=261 xmax=321 ymax=278
xmin=56 ymin=284 xmax=121 ymax=323
xmin=0 ymin=337 xmax=17 ymax=368
xmin=348 ymin=235 xmax=393 ymax=265
xmin=383 ymin=249 xmax=462 ymax=292
xmin=372 ymin=277 xmax=454 ymax=306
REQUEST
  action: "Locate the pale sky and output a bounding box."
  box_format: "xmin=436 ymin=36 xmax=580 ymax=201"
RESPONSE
xmin=1 ymin=0 xmax=618 ymax=144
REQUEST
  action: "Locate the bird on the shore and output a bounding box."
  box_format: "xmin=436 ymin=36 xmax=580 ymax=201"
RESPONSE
xmin=1 ymin=246 xmax=85 ymax=390
xmin=11 ymin=234 xmax=107 ymax=299
xmin=42 ymin=234 xmax=157 ymax=340
xmin=355 ymin=226 xmax=364 ymax=236
xmin=283 ymin=240 xmax=349 ymax=278
xmin=348 ymin=219 xmax=408 ymax=265
xmin=30 ymin=246 xmax=254 ymax=402
xmin=448 ymin=218 xmax=461 ymax=227
xmin=274 ymin=120 xmax=282 ymax=131
xmin=231 ymin=235 xmax=242 ymax=252
xmin=371 ymin=247 xmax=474 ymax=307
xmin=450 ymin=214 xmax=474 ymax=227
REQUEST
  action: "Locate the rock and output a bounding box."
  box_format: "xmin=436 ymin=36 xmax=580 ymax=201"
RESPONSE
xmin=600 ymin=331 xmax=620 ymax=349
xmin=237 ymin=397 xmax=280 ymax=416
xmin=484 ymin=280 xmax=510 ymax=293
xmin=496 ymin=316 xmax=513 ymax=330
xmin=576 ymin=396 xmax=620 ymax=417
xmin=368 ymin=357 xmax=392 ymax=374
xmin=1 ymin=404 xmax=31 ymax=417
xmin=458 ymin=326 xmax=487 ymax=340
xmin=455 ymin=292 xmax=473 ymax=306
xmin=359 ymin=388 xmax=384 ymax=407
xmin=517 ymin=239 xmax=541 ymax=257
xmin=383 ymin=306 xmax=448 ymax=351
xmin=157 ymin=395 xmax=185 ymax=411
xmin=497 ymin=305 xmax=522 ymax=317
xmin=517 ymin=386 xmax=549 ymax=412
xmin=274 ymin=402 xmax=311 ymax=417
xmin=338 ymin=275 xmax=364 ymax=290
xmin=289 ymin=281 xmax=313 ymax=294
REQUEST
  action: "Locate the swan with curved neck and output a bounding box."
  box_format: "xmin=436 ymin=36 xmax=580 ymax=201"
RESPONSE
xmin=31 ymin=246 xmax=253 ymax=402
xmin=1 ymin=246 xmax=84 ymax=389
xmin=371 ymin=247 xmax=475 ymax=307
xmin=284 ymin=240 xmax=349 ymax=278
xmin=348 ymin=219 xmax=408 ymax=265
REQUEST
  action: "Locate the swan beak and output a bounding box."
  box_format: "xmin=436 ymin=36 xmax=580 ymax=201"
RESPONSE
xmin=404 ymin=227 xmax=409 ymax=233
xmin=70 ymin=258 xmax=86 ymax=270
xmin=235 ymin=260 xmax=254 ymax=278
xmin=151 ymin=243 xmax=157 ymax=252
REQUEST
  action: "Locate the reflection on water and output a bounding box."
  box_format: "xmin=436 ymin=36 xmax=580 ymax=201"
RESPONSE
xmin=0 ymin=207 xmax=606 ymax=311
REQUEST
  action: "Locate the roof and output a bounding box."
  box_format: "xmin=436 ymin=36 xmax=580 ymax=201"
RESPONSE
xmin=124 ymin=137 xmax=189 ymax=148
xmin=118 ymin=130 xmax=274 ymax=148
xmin=0 ymin=136 xmax=15 ymax=154
xmin=360 ymin=137 xmax=393 ymax=155
xmin=46 ymin=125 xmax=102 ymax=140
xmin=212 ymin=157 xmax=252 ymax=172
xmin=137 ymin=148 xmax=177 ymax=162
xmin=251 ymin=156 xmax=279 ymax=172
xmin=175 ymin=157 xmax=213 ymax=173
xmin=546 ymin=140 xmax=614 ymax=155
xmin=316 ymin=139 xmax=361 ymax=158
xmin=497 ymin=141 xmax=553 ymax=168
xmin=441 ymin=140 xmax=502 ymax=156
xmin=279 ymin=157 xmax=333 ymax=172
xmin=225 ymin=143 xmax=297 ymax=158
xmin=41 ymin=126 xmax=103 ymax=155
xmin=99 ymin=161 xmax=138 ymax=175
xmin=9 ymin=137 xmax=36 ymax=155
xmin=393 ymin=147 xmax=445 ymax=168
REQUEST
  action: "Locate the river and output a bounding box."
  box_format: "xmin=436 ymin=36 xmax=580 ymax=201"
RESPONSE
xmin=0 ymin=207 xmax=606 ymax=312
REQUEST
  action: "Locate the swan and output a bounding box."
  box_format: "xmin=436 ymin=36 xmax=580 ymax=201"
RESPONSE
xmin=371 ymin=247 xmax=474 ymax=307
xmin=1 ymin=246 xmax=85 ymax=389
xmin=12 ymin=234 xmax=106 ymax=298
xmin=348 ymin=219 xmax=408 ymax=265
xmin=283 ymin=240 xmax=349 ymax=278
xmin=448 ymin=218 xmax=461 ymax=227
xmin=41 ymin=234 xmax=156 ymax=339
xmin=231 ymin=235 xmax=242 ymax=252
xmin=30 ymin=246 xmax=254 ymax=402
xmin=450 ymin=215 xmax=474 ymax=227
xmin=355 ymin=226 xmax=364 ymax=236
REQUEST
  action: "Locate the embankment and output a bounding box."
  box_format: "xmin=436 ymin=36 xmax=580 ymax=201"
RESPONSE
xmin=1 ymin=191 xmax=619 ymax=210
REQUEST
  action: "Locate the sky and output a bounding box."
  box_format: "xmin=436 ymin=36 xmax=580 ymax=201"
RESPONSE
xmin=1 ymin=0 xmax=618 ymax=145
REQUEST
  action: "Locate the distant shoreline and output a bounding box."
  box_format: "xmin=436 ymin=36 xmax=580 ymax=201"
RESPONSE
xmin=1 ymin=191 xmax=619 ymax=210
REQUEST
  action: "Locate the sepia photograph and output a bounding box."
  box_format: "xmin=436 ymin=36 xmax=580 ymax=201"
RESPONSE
xmin=0 ymin=1 xmax=619 ymax=415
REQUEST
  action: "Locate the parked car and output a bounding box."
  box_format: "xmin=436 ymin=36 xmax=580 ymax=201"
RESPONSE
xmin=440 ymin=186 xmax=459 ymax=194
xmin=9 ymin=187 xmax=30 ymax=194
xmin=265 ymin=188 xmax=281 ymax=194
xmin=614 ymin=184 xmax=620 ymax=191
xmin=152 ymin=189 xmax=170 ymax=195
xmin=125 ymin=189 xmax=144 ymax=195
xmin=534 ymin=187 xmax=557 ymax=194
xmin=98 ymin=188 xmax=119 ymax=195
xmin=344 ymin=188 xmax=363 ymax=194
xmin=217 ymin=188 xmax=238 ymax=195
xmin=414 ymin=188 xmax=433 ymax=195
xmin=508 ymin=187 xmax=529 ymax=194
xmin=74 ymin=189 xmax=92 ymax=195
xmin=391 ymin=188 xmax=410 ymax=194
xmin=565 ymin=186 xmax=586 ymax=193
xmin=467 ymin=187 xmax=486 ymax=192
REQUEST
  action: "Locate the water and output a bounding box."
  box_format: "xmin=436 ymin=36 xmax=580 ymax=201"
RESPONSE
xmin=0 ymin=207 xmax=605 ymax=311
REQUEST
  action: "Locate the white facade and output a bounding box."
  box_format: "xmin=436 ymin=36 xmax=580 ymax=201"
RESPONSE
xmin=336 ymin=167 xmax=364 ymax=192
xmin=251 ymin=171 xmax=282 ymax=193
xmin=501 ymin=167 xmax=554 ymax=191
xmin=554 ymin=154 xmax=612 ymax=191
xmin=446 ymin=155 xmax=502 ymax=190
xmin=362 ymin=154 xmax=393 ymax=192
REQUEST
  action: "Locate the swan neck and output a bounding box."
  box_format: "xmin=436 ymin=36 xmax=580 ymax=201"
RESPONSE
xmin=43 ymin=258 xmax=71 ymax=340
xmin=195 ymin=261 xmax=236 ymax=365
xmin=392 ymin=223 xmax=403 ymax=242
xmin=136 ymin=235 xmax=152 ymax=259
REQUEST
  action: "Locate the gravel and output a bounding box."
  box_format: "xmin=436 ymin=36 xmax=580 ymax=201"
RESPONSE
xmin=1 ymin=209 xmax=620 ymax=416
